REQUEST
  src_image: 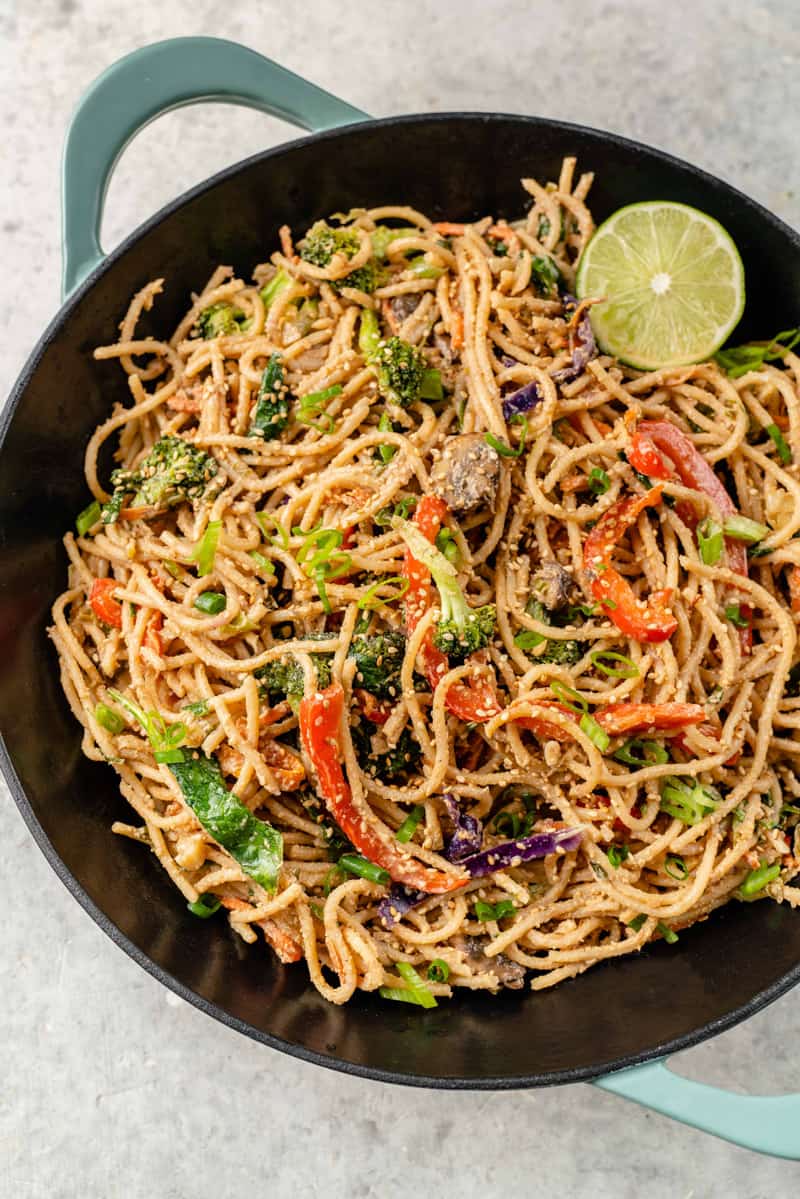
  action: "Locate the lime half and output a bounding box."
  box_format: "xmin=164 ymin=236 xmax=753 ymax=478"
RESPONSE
xmin=575 ymin=201 xmax=745 ymax=370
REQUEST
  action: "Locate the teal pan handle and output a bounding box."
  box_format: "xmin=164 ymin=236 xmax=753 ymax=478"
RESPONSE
xmin=594 ymin=1060 xmax=800 ymax=1159
xmin=61 ymin=38 xmax=800 ymax=1158
xmin=61 ymin=36 xmax=368 ymax=296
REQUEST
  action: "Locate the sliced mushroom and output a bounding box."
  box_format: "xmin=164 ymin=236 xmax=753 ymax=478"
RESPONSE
xmin=531 ymin=561 xmax=574 ymax=612
xmin=430 ymin=433 xmax=501 ymax=514
xmin=453 ymin=934 xmax=526 ymax=990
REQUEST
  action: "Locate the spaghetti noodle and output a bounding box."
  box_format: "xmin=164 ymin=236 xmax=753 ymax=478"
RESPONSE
xmin=51 ymin=158 xmax=800 ymax=1006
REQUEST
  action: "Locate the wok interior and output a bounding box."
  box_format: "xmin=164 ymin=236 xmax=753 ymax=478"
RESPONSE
xmin=2 ymin=115 xmax=799 ymax=1083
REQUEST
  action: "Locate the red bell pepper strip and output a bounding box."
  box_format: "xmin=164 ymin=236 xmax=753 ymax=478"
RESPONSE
xmin=89 ymin=578 xmax=123 ymax=629
xmin=514 ymin=700 xmax=705 ymax=743
xmin=353 ymin=689 xmax=392 ymax=725
xmin=299 ymin=683 xmax=464 ymax=894
xmin=630 ymin=420 xmax=751 ymax=648
xmin=143 ymin=611 xmax=163 ymax=655
xmin=583 ymin=488 xmax=677 ymax=643
xmin=403 ymin=495 xmax=502 ymax=723
xmin=630 ymin=421 xmax=748 ymax=577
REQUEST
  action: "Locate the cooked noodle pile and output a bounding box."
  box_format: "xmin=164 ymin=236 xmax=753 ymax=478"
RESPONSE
xmin=51 ymin=158 xmax=800 ymax=1005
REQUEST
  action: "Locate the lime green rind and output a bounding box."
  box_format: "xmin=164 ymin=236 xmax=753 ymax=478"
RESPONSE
xmin=576 ymin=201 xmax=745 ymax=371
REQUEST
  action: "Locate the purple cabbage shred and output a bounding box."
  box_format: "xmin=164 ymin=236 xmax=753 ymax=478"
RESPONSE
xmin=443 ymin=793 xmax=483 ymax=861
xmin=501 ymin=380 xmax=542 ymax=422
xmin=460 ymin=826 xmax=583 ymax=877
xmin=550 ymin=308 xmax=597 ymax=385
xmin=378 ymin=884 xmax=426 ymax=929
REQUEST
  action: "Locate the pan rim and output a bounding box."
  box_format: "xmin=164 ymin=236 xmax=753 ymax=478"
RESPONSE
xmin=3 ymin=109 xmax=800 ymax=1088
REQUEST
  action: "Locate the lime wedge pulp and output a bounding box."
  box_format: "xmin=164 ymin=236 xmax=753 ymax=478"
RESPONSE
xmin=575 ymin=201 xmax=745 ymax=371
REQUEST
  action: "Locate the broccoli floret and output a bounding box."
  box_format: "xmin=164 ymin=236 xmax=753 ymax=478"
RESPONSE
xmin=101 ymin=435 xmax=218 ymax=524
xmin=256 ymin=642 xmax=333 ymax=711
xmin=250 ymin=353 xmax=290 ymax=441
xmin=349 ymin=632 xmax=406 ymax=699
xmin=396 ymin=521 xmax=496 ymax=663
xmin=351 ymin=721 xmax=422 ymax=780
xmin=195 ymin=302 xmax=249 ymax=339
xmin=299 ymin=221 xmax=382 ymax=294
xmin=513 ymin=597 xmax=582 ymax=665
xmin=433 ymin=605 xmax=496 ymax=664
xmin=373 ymin=337 xmax=427 ymax=407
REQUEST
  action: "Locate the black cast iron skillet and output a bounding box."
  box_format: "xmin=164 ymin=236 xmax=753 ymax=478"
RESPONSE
xmin=3 ymin=37 xmax=800 ymax=1155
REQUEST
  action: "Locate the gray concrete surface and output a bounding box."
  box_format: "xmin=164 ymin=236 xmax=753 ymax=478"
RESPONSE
xmin=2 ymin=1 xmax=800 ymax=1194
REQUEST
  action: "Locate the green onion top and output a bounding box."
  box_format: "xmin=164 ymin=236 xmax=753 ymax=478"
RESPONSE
xmin=739 ymin=859 xmax=781 ymax=897
xmin=76 ymin=500 xmax=101 ymax=536
xmin=339 ymin=853 xmax=390 ymax=886
xmin=697 ymin=517 xmax=723 ymax=565
xmin=194 ymin=591 xmax=227 ymax=615
xmin=590 ymin=650 xmax=639 ymax=679
xmin=722 ymin=515 xmax=768 ymax=543
xmin=396 ymin=805 xmax=424 ymax=844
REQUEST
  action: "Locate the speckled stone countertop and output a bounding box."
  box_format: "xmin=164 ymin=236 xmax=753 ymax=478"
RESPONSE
xmin=2 ymin=2 xmax=800 ymax=1194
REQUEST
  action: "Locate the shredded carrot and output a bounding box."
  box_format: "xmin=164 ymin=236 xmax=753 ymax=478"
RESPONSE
xmin=432 ymin=221 xmax=466 ymax=236
xmin=259 ymin=919 xmax=303 ymax=963
xmin=788 ymin=566 xmax=800 ymax=614
xmin=220 ymin=895 xmax=251 ymax=912
xmin=450 ymin=306 xmax=465 ymax=351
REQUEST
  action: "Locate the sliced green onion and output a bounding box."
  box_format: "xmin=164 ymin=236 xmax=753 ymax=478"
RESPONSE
xmin=379 ymin=985 xmax=430 ymax=1007
xmin=323 ymin=865 xmax=346 ymax=896
xmin=406 ymin=257 xmax=445 ymax=280
xmin=614 ymin=738 xmax=670 ymax=767
xmin=660 ymin=776 xmax=720 ymax=825
xmin=395 ymin=961 xmax=437 ymax=1008
xmin=474 ymin=899 xmax=515 ymax=922
xmin=485 ymin=416 xmax=527 ymax=459
xmin=419 ymin=368 xmax=443 ymax=400
xmin=724 ymin=603 xmax=750 ymax=629
xmin=549 ymin=680 xmax=587 ymax=713
xmin=657 ymin=920 xmax=679 ymax=944
xmin=664 ymin=854 xmax=688 ymax=881
xmin=377 ymin=411 xmax=397 ymax=463
xmin=192 ymin=519 xmax=222 ymax=576
xmin=588 ymin=467 xmax=610 ymax=495
xmin=739 ymin=859 xmax=781 ymax=897
xmin=590 ymin=650 xmax=639 ymax=679
xmin=491 ymin=810 xmax=521 ymax=838
xmin=164 ymin=560 xmax=183 ymax=579
xmin=309 ymin=902 xmax=324 ymax=920
xmin=566 ymin=602 xmax=598 ymax=620
xmin=187 ymin=894 xmax=221 ymax=918
xmin=194 ymin=591 xmax=226 ymax=615
xmin=359 ymin=309 xmax=380 ymax=359
xmin=357 ymin=575 xmax=409 ymax=610
xmin=722 ymin=515 xmax=769 ymax=543
xmin=607 ymin=844 xmax=630 ymax=869
xmin=255 ymin=511 xmax=289 ymax=549
xmin=396 ymin=805 xmax=424 ymax=843
xmin=627 ymin=913 xmax=647 ymax=932
xmin=249 ymin=550 xmax=275 ymax=575
xmin=297 ymin=384 xmax=341 ymax=433
xmin=379 ymin=962 xmax=438 ymax=1008
xmin=514 ymin=629 xmax=546 ymax=651
xmin=154 ymin=747 xmax=187 ymax=764
xmin=76 ymin=500 xmax=101 ymax=535
xmin=697 ymin=517 xmax=723 ymax=565
xmin=427 ymin=959 xmax=450 ymax=983
xmin=338 ymin=853 xmax=390 ymax=885
xmin=94 ymin=702 xmax=124 ymax=735
xmin=182 ymin=699 xmax=210 ymax=717
xmin=766 ymin=423 xmax=792 ymax=464
xmin=600 ymin=598 xmax=618 ymax=610
xmin=580 ymin=713 xmax=611 ymax=752
xmin=374 ymin=496 xmax=417 ymax=526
